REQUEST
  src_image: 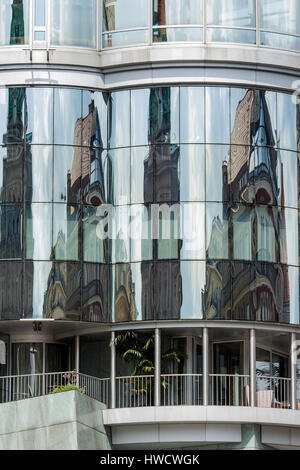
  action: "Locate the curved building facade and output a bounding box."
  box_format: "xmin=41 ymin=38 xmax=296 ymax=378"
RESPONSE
xmin=0 ymin=0 xmax=300 ymax=451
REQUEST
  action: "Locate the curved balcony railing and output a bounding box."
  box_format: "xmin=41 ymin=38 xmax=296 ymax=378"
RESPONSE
xmin=0 ymin=372 xmax=298 ymax=411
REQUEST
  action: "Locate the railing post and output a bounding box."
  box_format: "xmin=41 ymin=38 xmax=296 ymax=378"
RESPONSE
xmin=291 ymin=332 xmax=297 ymax=410
xmin=110 ymin=331 xmax=116 ymax=409
xmin=250 ymin=329 xmax=256 ymax=407
xmin=154 ymin=328 xmax=161 ymax=407
xmin=203 ymin=327 xmax=209 ymax=406
xmin=75 ymin=336 xmax=80 ymax=387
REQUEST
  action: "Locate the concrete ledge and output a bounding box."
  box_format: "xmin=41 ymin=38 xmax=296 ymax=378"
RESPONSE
xmin=0 ymin=391 xmax=111 ymax=450
xmin=103 ymin=406 xmax=300 ymax=429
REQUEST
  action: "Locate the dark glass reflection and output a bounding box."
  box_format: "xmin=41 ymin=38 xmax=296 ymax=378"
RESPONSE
xmin=82 ymin=263 xmax=109 ymax=323
xmin=148 ymin=88 xmax=179 ymax=144
xmin=24 ymin=261 xmax=81 ymax=320
xmin=154 ymin=145 xmax=180 ymax=203
xmin=231 ymin=261 xmax=255 ymax=321
xmin=0 ymin=261 xmax=22 ymax=319
xmin=154 ymin=261 xmax=181 ymax=320
xmin=255 ymin=262 xmax=285 ymax=323
xmin=0 ymin=204 xmax=22 ymax=259
xmin=205 ymin=261 xmax=231 ymax=320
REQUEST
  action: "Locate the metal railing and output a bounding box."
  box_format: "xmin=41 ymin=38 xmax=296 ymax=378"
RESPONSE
xmin=209 ymin=374 xmax=250 ymax=406
xmin=161 ymin=374 xmax=203 ymax=406
xmin=0 ymin=371 xmax=110 ymax=406
xmin=256 ymin=376 xmax=291 ymax=409
xmin=116 ymin=375 xmax=154 ymax=408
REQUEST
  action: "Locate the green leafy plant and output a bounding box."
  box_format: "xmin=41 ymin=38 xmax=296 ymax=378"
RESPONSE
xmin=50 ymin=384 xmax=85 ymax=394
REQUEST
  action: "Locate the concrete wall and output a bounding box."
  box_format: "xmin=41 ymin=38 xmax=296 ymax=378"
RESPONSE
xmin=0 ymin=391 xmax=111 ymax=450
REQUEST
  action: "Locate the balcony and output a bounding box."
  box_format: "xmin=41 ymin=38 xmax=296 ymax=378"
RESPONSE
xmin=1 ymin=371 xmax=299 ymax=412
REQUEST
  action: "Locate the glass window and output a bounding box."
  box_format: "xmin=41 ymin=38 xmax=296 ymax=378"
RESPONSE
xmin=108 ymin=91 xmax=130 ymax=149
xmin=153 ymin=0 xmax=203 ymax=26
xmin=260 ymin=31 xmax=300 ymax=52
xmin=83 ymin=263 xmax=109 ymax=322
xmin=206 ymin=28 xmax=256 ymax=44
xmin=277 ymin=92 xmax=297 ymax=151
xmin=148 ymin=88 xmax=179 ymax=144
xmin=206 ymin=260 xmax=232 ymax=319
xmin=129 ymin=262 xmax=154 ymax=321
xmin=103 ymin=29 xmax=148 ymax=48
xmin=51 ymin=0 xmax=97 ymax=48
xmin=256 ymin=348 xmax=271 ymax=377
xmin=206 ymin=203 xmax=229 ymax=259
xmin=103 ymin=0 xmax=148 ymax=31
xmin=155 ymin=261 xmax=181 ymax=320
xmin=255 ymin=262 xmax=285 ymax=322
xmin=82 ymin=91 xmax=108 ymax=149
xmin=231 ymin=261 xmax=256 ymax=320
xmin=232 ymin=205 xmax=253 ymax=261
xmin=180 ymin=203 xmax=205 ymax=260
xmin=213 ymin=341 xmax=244 ymax=374
xmin=206 ymin=145 xmax=230 ymax=203
xmin=157 ymin=204 xmax=180 ymax=260
xmin=12 ymin=343 xmax=43 ymax=375
xmin=283 ymin=266 xmax=299 ymax=325
xmin=180 ymin=87 xmax=204 ymax=144
xmin=0 ymin=0 xmax=29 ymax=46
xmin=24 ymin=261 xmax=81 ymax=319
xmin=25 ymin=203 xmax=52 ymax=260
xmin=53 ymin=204 xmax=80 ymax=261
xmin=111 ymin=206 xmax=130 ymax=263
xmin=109 ymin=148 xmax=130 ymax=206
xmin=153 ymin=27 xmax=203 ymax=42
xmin=207 ymin=0 xmax=256 ymax=27
xmin=0 ymin=88 xmax=25 ymax=145
xmin=0 ymin=262 xmax=22 ymax=319
xmin=131 ymin=89 xmax=151 ymax=147
xmin=113 ymin=262 xmax=139 ymax=322
xmin=180 ymin=261 xmax=205 ymax=319
xmin=0 ymin=145 xmax=23 ymax=203
xmin=131 ymin=147 xmax=153 ymax=204
xmin=260 ymin=0 xmax=300 ymax=36
xmin=281 ymin=207 xmax=298 ymax=266
xmin=180 ymin=145 xmax=205 ymax=202
xmin=83 ymin=205 xmax=106 ymax=263
xmin=45 ymin=344 xmax=69 ymax=373
xmin=25 ymin=88 xmax=53 ymax=145
xmin=54 ymin=146 xmax=81 ymax=204
xmin=54 ymin=88 xmax=82 ymax=146
xmin=256 ymin=205 xmax=277 ymax=263
xmin=130 ymin=205 xmax=153 ymax=262
xmin=25 ymin=146 xmax=53 ymax=203
xmin=206 ymin=87 xmax=230 ymax=144
xmin=154 ymin=145 xmax=180 ymax=203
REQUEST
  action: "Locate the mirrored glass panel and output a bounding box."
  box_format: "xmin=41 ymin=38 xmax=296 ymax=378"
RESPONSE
xmin=206 ymin=28 xmax=256 ymax=44
xmin=207 ymin=0 xmax=256 ymax=27
xmin=25 ymin=203 xmax=52 ymax=260
xmin=154 ymin=145 xmax=180 ymax=203
xmin=0 ymin=145 xmax=23 ymax=203
xmin=0 ymin=204 xmax=22 ymax=259
xmin=53 ymin=204 xmax=80 ymax=261
xmin=111 ymin=205 xmax=130 ymax=263
xmin=260 ymin=0 xmax=300 ymax=36
xmin=153 ymin=27 xmax=203 ymax=42
xmin=108 ymin=91 xmax=130 ymax=149
xmin=25 ymin=146 xmax=53 ymax=203
xmin=0 ymin=88 xmax=25 ymax=145
xmin=206 ymin=87 xmax=230 ymax=144
xmin=0 ymin=261 xmax=22 ymax=319
xmin=109 ymin=148 xmax=130 ymax=205
xmin=148 ymin=88 xmax=179 ymax=144
xmin=260 ymin=31 xmax=300 ymax=52
xmin=103 ymin=29 xmax=148 ymax=48
xmin=131 ymin=146 xmax=153 ymax=204
xmin=54 ymin=146 xmax=81 ymax=204
xmin=103 ymin=0 xmax=148 ymax=31
xmin=206 ymin=145 xmax=230 ymax=203
xmin=26 ymin=88 xmax=53 ymax=145
xmin=180 ymin=203 xmax=205 ymax=260
xmin=231 ymin=261 xmax=255 ymax=320
xmin=130 ymin=205 xmax=153 ymax=262
xmin=153 ymin=0 xmax=203 ymax=26
xmin=232 ymin=205 xmax=253 ymax=261
xmin=83 ymin=205 xmax=106 ymax=263
xmin=281 ymin=207 xmax=298 ymax=266
xmin=131 ymin=89 xmax=151 ymax=147
xmin=82 ymin=91 xmax=107 ymax=149
xmin=206 ymin=203 xmax=229 ymax=259
xmin=0 ymin=0 xmax=29 ymax=46
xmin=206 ymin=260 xmax=232 ymax=320
xmin=51 ymin=0 xmax=97 ymax=48
xmin=277 ymin=92 xmax=297 ymax=151
xmin=24 ymin=261 xmax=81 ymax=319
xmin=155 ymin=261 xmax=181 ymax=320
xmin=54 ymin=89 xmax=82 ymax=146
xmin=130 ymin=262 xmax=154 ymax=321
xmin=255 ymin=262 xmax=286 ymax=323
xmin=82 ymin=262 xmax=109 ymax=322
xmin=112 ymin=262 xmax=143 ymax=322
xmin=180 ymin=145 xmax=205 ymax=202
xmin=180 ymin=87 xmax=204 ymax=144
xmin=180 ymin=261 xmax=205 ymax=319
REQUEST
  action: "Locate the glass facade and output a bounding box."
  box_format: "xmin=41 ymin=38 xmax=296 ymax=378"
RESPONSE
xmin=0 ymin=85 xmax=298 ymax=325
xmin=0 ymin=1 xmax=299 ymax=52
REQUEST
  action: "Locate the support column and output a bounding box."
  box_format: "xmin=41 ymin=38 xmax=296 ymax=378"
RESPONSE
xmin=75 ymin=335 xmax=80 ymax=387
xmin=110 ymin=331 xmax=116 ymax=409
xmin=203 ymin=327 xmax=209 ymax=406
xmin=250 ymin=329 xmax=256 ymax=407
xmin=291 ymin=332 xmax=297 ymax=411
xmin=154 ymin=328 xmax=161 ymax=407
